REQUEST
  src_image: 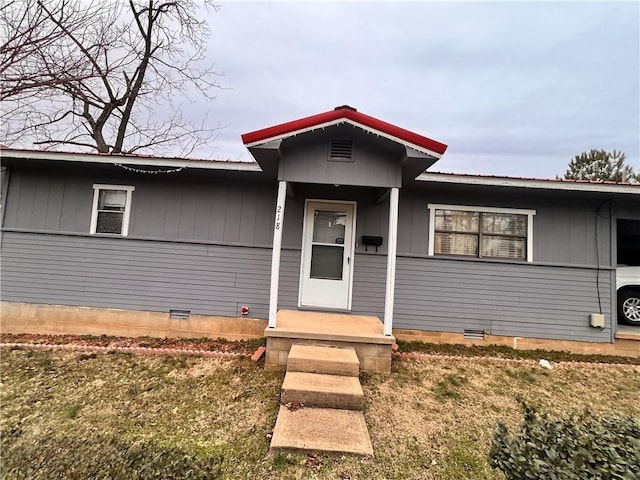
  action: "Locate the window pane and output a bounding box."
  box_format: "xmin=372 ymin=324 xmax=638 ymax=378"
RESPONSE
xmin=482 ymin=213 xmax=526 ymax=236
xmin=96 ymin=211 xmax=123 ymax=234
xmin=481 ymin=236 xmax=525 ymax=259
xmin=435 ymin=210 xmax=479 ymax=232
xmin=99 ymin=190 xmax=126 ymax=211
xmin=313 ymin=210 xmax=346 ymax=244
xmin=310 ymin=245 xmax=343 ymax=280
xmin=434 ymin=232 xmax=478 ymax=256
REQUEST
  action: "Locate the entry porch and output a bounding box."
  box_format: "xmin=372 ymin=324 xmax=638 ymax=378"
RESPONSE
xmin=264 ymin=310 xmax=395 ymax=373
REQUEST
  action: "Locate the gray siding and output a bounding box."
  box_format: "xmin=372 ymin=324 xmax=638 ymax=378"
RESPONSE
xmin=278 ymin=126 xmax=403 ymax=188
xmin=0 ymin=230 xmax=614 ymax=342
xmin=3 ymin=164 xmax=277 ymax=245
xmin=1 ymin=231 xmax=273 ymax=318
xmin=278 ymin=249 xmax=302 ymax=311
xmin=280 ymin=183 xmax=391 ymax=253
xmin=351 ymin=253 xmax=387 ymax=317
xmin=277 ymin=249 xmax=613 ymax=343
xmin=2 ymin=157 xmax=632 ymax=344
xmin=393 ymin=255 xmax=612 ymax=342
xmin=399 ymin=186 xmax=618 ymax=266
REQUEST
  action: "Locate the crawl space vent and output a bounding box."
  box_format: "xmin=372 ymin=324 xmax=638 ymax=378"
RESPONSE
xmin=463 ymin=329 xmax=485 ymax=340
xmin=329 ymin=138 xmax=353 ymax=161
xmin=170 ymin=309 xmax=191 ymax=320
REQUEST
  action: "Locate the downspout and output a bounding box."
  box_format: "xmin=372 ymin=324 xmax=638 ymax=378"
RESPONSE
xmin=609 ymin=201 xmax=617 ymax=343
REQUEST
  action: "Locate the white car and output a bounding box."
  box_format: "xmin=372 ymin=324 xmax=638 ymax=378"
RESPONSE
xmin=617 ymin=266 xmax=640 ymax=325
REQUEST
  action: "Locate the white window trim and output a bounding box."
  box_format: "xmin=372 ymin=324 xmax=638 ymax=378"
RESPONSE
xmin=427 ymin=203 xmax=536 ymax=262
xmin=90 ymin=184 xmax=135 ymax=236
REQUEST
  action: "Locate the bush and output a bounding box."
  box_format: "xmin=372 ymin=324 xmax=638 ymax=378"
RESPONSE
xmin=490 ymin=402 xmax=640 ymax=480
xmin=1 ymin=426 xmax=223 ymax=480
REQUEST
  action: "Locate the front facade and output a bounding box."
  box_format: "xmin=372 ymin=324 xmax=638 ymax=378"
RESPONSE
xmin=1 ymin=107 xmax=639 ymax=357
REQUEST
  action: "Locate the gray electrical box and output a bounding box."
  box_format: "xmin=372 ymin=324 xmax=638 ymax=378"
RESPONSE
xmin=590 ymin=313 xmax=605 ymax=329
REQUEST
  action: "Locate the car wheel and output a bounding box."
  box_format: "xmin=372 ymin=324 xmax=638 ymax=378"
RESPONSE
xmin=618 ymin=290 xmax=640 ymax=325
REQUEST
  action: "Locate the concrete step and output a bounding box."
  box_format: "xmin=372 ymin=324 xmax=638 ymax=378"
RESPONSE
xmin=270 ymin=406 xmax=373 ymax=457
xmin=287 ymin=344 xmax=359 ymax=377
xmin=281 ymin=371 xmax=364 ymax=410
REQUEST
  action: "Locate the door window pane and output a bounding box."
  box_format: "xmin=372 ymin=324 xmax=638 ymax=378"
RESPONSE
xmin=310 ymin=245 xmax=344 ymax=280
xmin=313 ymin=210 xmax=346 ymax=244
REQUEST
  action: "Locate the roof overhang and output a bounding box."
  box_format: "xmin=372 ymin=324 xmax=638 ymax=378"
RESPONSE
xmin=417 ymin=172 xmax=640 ymax=195
xmin=242 ymin=106 xmax=448 ymax=159
xmin=0 ymin=148 xmax=261 ymax=172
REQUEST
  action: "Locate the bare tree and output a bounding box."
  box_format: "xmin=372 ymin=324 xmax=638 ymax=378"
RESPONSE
xmin=1 ymin=0 xmax=221 ymax=156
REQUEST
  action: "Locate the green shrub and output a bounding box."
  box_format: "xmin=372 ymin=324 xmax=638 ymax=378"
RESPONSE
xmin=1 ymin=427 xmax=222 ymax=480
xmin=490 ymin=402 xmax=640 ymax=480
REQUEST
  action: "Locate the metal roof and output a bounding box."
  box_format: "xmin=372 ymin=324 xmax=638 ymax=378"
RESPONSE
xmin=418 ymin=172 xmax=640 ymax=194
xmin=0 ymin=147 xmax=260 ymax=171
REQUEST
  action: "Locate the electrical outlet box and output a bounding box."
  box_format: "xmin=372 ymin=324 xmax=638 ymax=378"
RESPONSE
xmin=590 ymin=313 xmax=605 ymax=328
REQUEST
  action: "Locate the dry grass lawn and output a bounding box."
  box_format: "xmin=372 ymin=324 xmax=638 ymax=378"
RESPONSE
xmin=1 ymin=346 xmax=639 ymax=479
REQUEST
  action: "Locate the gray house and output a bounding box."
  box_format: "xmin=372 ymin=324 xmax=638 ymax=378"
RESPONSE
xmin=1 ymin=106 xmax=639 ymax=366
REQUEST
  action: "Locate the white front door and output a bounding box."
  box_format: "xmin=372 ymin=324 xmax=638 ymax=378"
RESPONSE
xmin=299 ymin=200 xmax=356 ymax=310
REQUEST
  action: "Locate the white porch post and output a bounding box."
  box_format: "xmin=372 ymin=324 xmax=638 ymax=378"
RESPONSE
xmin=383 ymin=187 xmax=399 ymax=336
xmin=268 ymin=180 xmax=287 ymax=328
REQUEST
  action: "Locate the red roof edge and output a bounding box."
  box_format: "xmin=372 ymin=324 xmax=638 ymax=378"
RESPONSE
xmin=241 ymin=107 xmax=448 ymax=155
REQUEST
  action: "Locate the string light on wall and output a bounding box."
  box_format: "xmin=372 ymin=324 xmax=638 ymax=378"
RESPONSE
xmin=114 ymin=163 xmax=185 ymax=174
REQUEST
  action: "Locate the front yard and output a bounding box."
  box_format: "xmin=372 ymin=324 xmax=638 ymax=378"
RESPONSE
xmin=1 ymin=345 xmax=639 ymax=479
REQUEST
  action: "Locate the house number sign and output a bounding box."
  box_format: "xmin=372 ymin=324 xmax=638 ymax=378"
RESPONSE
xmin=275 ymin=205 xmax=283 ymax=230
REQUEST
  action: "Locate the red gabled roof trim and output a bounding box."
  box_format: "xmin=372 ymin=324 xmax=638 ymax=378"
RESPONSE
xmin=241 ymin=106 xmax=448 ymax=156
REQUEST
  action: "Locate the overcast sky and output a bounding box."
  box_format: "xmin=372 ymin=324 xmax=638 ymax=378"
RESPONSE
xmin=199 ymin=1 xmax=639 ymax=178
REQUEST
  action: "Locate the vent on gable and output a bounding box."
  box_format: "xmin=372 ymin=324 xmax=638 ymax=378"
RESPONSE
xmin=329 ymin=138 xmax=354 ymax=162
xmin=463 ymin=329 xmax=486 ymax=340
xmin=170 ymin=309 xmax=191 ymax=320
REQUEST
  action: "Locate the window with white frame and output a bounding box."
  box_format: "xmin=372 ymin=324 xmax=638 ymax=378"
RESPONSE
xmin=428 ymin=204 xmax=535 ymax=262
xmin=90 ymin=184 xmax=135 ymax=236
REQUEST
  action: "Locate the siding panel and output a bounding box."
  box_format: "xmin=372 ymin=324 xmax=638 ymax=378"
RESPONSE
xmin=393 ymin=256 xmax=612 ymax=342
xmin=1 ymin=232 xmax=273 ymax=319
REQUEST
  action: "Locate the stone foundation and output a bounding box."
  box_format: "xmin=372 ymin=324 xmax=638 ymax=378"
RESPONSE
xmin=265 ymin=336 xmax=393 ymax=374
xmin=393 ymin=328 xmax=640 ymax=359
xmin=0 ymin=301 xmax=267 ymax=340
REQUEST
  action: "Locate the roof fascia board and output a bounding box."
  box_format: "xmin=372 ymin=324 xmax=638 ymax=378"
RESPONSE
xmin=1 ymin=149 xmax=261 ymax=172
xmin=244 ymin=118 xmax=443 ymax=158
xmin=417 ymin=172 xmax=640 ymax=194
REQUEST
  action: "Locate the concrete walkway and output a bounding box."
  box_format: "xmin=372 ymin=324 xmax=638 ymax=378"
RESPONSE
xmin=269 ymin=344 xmax=373 ymax=457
